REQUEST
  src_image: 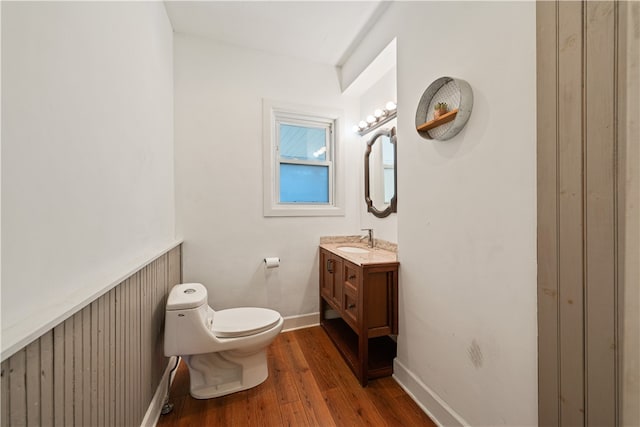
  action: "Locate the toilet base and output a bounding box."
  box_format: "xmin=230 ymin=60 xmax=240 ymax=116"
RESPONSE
xmin=183 ymin=349 xmax=269 ymax=399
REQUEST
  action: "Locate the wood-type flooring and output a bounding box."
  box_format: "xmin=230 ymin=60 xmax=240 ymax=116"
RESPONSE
xmin=157 ymin=326 xmax=436 ymax=426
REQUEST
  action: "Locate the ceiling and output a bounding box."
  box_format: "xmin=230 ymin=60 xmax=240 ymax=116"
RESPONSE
xmin=164 ymin=1 xmax=388 ymax=66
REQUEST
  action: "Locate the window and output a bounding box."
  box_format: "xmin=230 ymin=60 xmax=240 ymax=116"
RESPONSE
xmin=263 ymin=100 xmax=343 ymax=216
xmin=278 ymin=122 xmax=330 ymax=203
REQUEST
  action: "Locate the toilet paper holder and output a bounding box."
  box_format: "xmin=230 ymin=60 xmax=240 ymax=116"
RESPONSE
xmin=263 ymin=257 xmax=280 ymax=268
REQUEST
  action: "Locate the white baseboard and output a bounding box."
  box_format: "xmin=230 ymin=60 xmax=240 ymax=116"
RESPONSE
xmin=282 ymin=312 xmax=319 ymax=332
xmin=142 ymin=356 xmax=179 ymax=427
xmin=393 ymin=358 xmax=469 ymax=427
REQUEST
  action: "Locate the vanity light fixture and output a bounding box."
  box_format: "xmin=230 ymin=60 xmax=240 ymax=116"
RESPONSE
xmin=354 ymin=101 xmax=397 ymax=136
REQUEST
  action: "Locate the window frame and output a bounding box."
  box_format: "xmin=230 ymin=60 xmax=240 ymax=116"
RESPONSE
xmin=263 ymin=100 xmax=344 ymax=217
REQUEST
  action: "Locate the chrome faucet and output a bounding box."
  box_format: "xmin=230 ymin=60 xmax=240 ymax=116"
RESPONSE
xmin=360 ymin=228 xmax=374 ymax=248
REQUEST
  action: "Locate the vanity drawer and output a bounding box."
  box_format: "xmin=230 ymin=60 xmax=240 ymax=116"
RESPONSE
xmin=342 ymin=285 xmax=359 ymax=331
xmin=343 ymin=261 xmax=360 ymax=289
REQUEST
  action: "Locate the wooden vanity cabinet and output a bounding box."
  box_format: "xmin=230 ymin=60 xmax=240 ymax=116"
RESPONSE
xmin=319 ymin=247 xmax=399 ymax=386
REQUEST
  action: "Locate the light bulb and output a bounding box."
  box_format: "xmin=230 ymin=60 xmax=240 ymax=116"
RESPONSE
xmin=358 ymin=121 xmax=367 ymax=129
xmin=352 ymin=125 xmax=360 ymax=133
xmin=385 ymin=101 xmax=397 ymax=111
xmin=366 ymin=115 xmax=376 ymax=124
xmin=374 ymin=109 xmax=384 ymax=118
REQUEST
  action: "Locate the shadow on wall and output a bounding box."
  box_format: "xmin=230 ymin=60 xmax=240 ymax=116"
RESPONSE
xmin=241 ymin=253 xmax=321 ymax=316
xmin=430 ymin=88 xmax=489 ymax=159
xmin=244 ymin=261 xmax=283 ymax=308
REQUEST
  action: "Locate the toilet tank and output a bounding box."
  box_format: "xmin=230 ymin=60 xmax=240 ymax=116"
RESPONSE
xmin=164 ymin=283 xmax=215 ymax=357
xmin=167 ymin=283 xmax=208 ymax=310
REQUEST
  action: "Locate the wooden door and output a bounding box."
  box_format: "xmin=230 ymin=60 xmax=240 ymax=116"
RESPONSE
xmin=536 ymin=1 xmax=636 ymax=425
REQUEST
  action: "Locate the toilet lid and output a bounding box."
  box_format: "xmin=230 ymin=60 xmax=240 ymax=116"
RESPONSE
xmin=211 ymin=307 xmax=281 ymax=338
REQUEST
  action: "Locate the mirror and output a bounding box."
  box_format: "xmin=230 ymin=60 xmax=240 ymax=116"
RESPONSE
xmin=364 ymin=127 xmax=397 ymax=218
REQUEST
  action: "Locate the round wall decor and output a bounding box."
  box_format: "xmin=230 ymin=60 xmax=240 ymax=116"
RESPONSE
xmin=415 ymin=76 xmax=473 ymax=141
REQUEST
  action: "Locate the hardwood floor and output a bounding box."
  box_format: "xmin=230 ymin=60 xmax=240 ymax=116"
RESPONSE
xmin=157 ymin=326 xmax=436 ymax=426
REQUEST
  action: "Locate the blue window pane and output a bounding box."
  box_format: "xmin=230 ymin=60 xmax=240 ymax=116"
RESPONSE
xmin=280 ymin=164 xmax=329 ymax=203
xmin=280 ymin=124 xmax=326 ymax=161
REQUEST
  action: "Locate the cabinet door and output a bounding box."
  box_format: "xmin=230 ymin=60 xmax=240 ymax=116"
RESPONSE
xmin=319 ymin=249 xmax=343 ymax=310
xmin=363 ymin=267 xmax=399 ymax=337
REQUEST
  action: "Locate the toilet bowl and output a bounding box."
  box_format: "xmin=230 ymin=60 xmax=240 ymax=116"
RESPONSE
xmin=164 ymin=283 xmax=284 ymax=399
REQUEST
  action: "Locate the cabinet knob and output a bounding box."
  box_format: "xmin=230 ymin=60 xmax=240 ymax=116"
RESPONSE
xmin=327 ymin=259 xmax=334 ymax=273
xmin=348 ymin=275 xmax=356 ymax=280
xmin=348 ymin=303 xmax=356 ymax=309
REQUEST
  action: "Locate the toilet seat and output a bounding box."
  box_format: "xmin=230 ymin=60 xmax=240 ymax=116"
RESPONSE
xmin=212 ymin=307 xmax=281 ymax=338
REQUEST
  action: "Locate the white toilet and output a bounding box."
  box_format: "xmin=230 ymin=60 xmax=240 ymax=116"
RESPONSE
xmin=164 ymin=283 xmax=284 ymax=399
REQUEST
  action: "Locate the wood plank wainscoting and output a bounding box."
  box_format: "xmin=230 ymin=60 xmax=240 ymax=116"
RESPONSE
xmin=536 ymin=1 xmax=636 ymax=425
xmin=1 ymin=244 xmax=182 ymax=426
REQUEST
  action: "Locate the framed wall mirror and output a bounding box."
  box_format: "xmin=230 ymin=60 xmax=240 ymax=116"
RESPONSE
xmin=364 ymin=127 xmax=397 ymax=218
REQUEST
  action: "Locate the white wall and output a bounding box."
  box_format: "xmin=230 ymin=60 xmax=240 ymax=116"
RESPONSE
xmin=174 ymin=33 xmax=361 ymax=317
xmin=343 ymin=2 xmax=537 ymax=425
xmin=1 ymin=2 xmax=176 ymax=359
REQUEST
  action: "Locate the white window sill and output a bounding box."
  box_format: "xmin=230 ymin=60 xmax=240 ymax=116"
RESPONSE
xmin=264 ymin=204 xmax=345 ymax=217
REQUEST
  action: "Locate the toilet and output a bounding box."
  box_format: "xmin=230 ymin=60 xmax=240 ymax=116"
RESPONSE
xmin=164 ymin=283 xmax=284 ymax=399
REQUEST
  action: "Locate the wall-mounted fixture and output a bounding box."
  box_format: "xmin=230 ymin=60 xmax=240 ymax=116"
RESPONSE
xmin=354 ymin=101 xmax=397 ymax=136
xmin=415 ymin=77 xmax=473 ymax=141
xmin=364 ymin=127 xmax=397 ymax=218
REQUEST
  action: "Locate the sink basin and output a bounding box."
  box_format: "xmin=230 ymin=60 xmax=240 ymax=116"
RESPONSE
xmin=337 ymin=246 xmax=369 ymax=254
